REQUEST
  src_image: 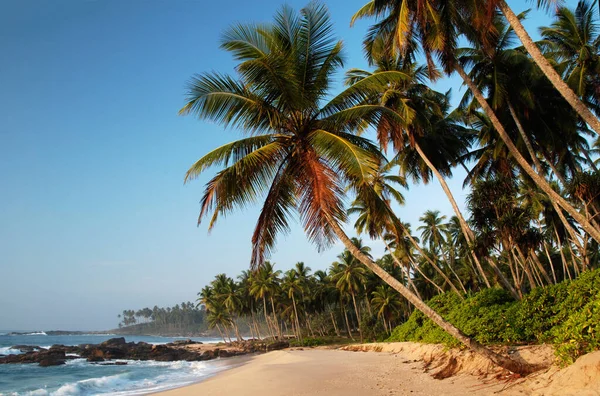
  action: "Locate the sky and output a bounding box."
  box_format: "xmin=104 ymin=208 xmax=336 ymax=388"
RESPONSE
xmin=0 ymin=0 xmax=564 ymax=330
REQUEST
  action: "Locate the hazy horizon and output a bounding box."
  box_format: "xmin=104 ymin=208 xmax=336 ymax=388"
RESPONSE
xmin=0 ymin=0 xmax=552 ymax=331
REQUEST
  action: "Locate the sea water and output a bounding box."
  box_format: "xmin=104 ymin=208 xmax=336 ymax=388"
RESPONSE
xmin=0 ymin=332 xmax=234 ymax=395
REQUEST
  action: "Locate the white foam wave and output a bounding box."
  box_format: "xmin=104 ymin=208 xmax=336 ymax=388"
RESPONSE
xmin=0 ymin=346 xmax=23 ymax=355
xmin=22 ymin=332 xmax=47 ymax=336
xmin=53 ymin=373 xmax=131 ymax=395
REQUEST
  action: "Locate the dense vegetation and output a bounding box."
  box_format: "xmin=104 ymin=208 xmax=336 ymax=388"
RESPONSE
xmin=115 ymin=303 xmax=208 ymax=336
xmin=388 ymin=268 xmax=600 ymax=365
xmin=181 ymin=0 xmax=600 ymax=371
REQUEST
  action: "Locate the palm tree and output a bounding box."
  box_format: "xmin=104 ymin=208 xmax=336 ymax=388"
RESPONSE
xmin=206 ymin=302 xmax=233 ymax=343
xmin=352 ymin=0 xmax=600 ymax=246
xmin=249 ymin=261 xmax=281 ymax=338
xmin=418 ymin=210 xmax=467 ymax=293
xmin=494 ymin=0 xmax=600 ymax=135
xmin=281 ymin=269 xmax=304 ymax=342
xmin=346 ymin=52 xmax=491 ymax=288
xmin=331 ymin=248 xmax=368 ymax=341
xmin=371 ymin=285 xmax=403 ymax=333
xmin=539 ymin=0 xmax=600 ymax=116
xmin=184 ymin=2 xmax=532 ymax=374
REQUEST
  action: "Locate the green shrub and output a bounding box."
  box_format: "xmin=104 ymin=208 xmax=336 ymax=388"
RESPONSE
xmin=551 ymin=294 xmax=600 ymax=366
xmin=386 ymin=269 xmax=600 ymax=365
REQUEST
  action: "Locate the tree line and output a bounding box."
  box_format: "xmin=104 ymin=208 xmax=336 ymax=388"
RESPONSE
xmin=117 ymin=302 xmax=207 ymax=335
xmin=181 ymin=0 xmax=600 ymax=374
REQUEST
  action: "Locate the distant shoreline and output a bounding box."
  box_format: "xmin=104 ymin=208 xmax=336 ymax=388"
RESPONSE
xmin=2 ymin=329 xmax=222 ymax=338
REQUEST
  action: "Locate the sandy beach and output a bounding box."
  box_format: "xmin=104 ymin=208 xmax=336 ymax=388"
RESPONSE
xmin=157 ymin=348 xmax=518 ymax=396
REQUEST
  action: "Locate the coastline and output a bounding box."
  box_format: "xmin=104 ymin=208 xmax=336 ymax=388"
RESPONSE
xmin=156 ymin=348 xmax=513 ymax=396
xmin=156 ymin=343 xmax=600 ymax=396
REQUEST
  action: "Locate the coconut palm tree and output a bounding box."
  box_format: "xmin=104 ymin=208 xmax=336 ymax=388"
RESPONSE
xmin=371 ymin=284 xmax=403 ymax=333
xmin=495 ymin=0 xmax=600 ymax=135
xmin=249 ymin=261 xmax=282 ymax=338
xmin=281 ymin=269 xmax=304 ymax=341
xmin=352 ymin=0 xmax=600 ymax=245
xmin=330 ymin=249 xmax=367 ymax=340
xmin=418 ymin=210 xmax=467 ymax=293
xmin=183 ymin=2 xmax=532 ymax=373
xmin=539 ymin=0 xmax=600 ymax=115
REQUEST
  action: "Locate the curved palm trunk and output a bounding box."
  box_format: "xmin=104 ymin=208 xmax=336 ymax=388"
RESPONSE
xmin=329 ymin=220 xmax=535 ymax=375
xmin=497 ymin=0 xmax=600 ymax=136
xmin=455 ymin=64 xmax=600 ymax=245
xmin=413 ymin=142 xmax=491 ymax=288
xmin=215 ymin=323 xmax=227 ymax=343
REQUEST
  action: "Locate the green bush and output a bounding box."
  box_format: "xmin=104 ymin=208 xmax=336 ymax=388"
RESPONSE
xmin=386 ymin=269 xmax=600 ymax=365
xmin=551 ymin=294 xmax=600 ymax=366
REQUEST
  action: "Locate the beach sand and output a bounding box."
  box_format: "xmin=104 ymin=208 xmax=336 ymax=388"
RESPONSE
xmin=157 ymin=348 xmax=518 ymax=396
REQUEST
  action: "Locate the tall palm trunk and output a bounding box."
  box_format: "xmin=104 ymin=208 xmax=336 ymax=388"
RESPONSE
xmin=411 ymin=257 xmax=445 ymax=294
xmin=291 ymin=293 xmax=302 ymax=343
xmin=405 ymin=230 xmax=464 ymax=298
xmin=413 ymin=142 xmax=491 ymax=287
xmin=330 ymin=310 xmax=341 ymax=336
xmin=329 ymin=220 xmax=535 ymax=375
xmin=455 ymin=64 xmax=600 ymax=244
xmin=270 ymin=296 xmax=282 ymax=339
xmin=262 ymin=296 xmax=275 ymax=339
xmin=251 ymin=310 xmax=262 ymax=339
xmin=542 ymin=240 xmax=558 ymax=284
xmin=486 ymin=257 xmax=521 ymax=300
xmin=508 ymin=100 xmax=587 ymax=260
xmin=497 ymin=0 xmax=600 ymax=136
xmin=341 ymin=299 xmax=354 ymax=340
xmin=350 ymin=290 xmax=363 ymax=342
xmin=554 ymin=226 xmax=572 ymax=280
xmin=440 ymin=244 xmax=468 ymax=294
xmin=381 ymin=236 xmax=423 ymax=299
xmin=215 ymin=323 xmax=227 ymax=343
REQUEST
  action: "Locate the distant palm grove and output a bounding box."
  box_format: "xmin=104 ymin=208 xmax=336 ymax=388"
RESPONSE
xmin=116 ymin=303 xmax=208 ymax=336
xmin=181 ymin=0 xmax=600 ymax=373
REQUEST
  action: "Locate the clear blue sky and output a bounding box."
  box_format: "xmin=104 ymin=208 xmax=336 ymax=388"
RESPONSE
xmin=0 ymin=0 xmax=560 ymax=330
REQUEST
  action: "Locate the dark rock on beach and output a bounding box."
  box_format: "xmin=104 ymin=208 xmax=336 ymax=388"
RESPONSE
xmin=10 ymin=345 xmax=47 ymax=353
xmin=0 ymin=338 xmax=291 ymax=367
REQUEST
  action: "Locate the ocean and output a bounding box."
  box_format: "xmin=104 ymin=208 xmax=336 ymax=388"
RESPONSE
xmin=0 ymin=332 xmax=237 ymax=395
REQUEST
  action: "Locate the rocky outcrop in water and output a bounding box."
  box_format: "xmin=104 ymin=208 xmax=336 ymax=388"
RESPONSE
xmin=0 ymin=338 xmax=289 ymax=367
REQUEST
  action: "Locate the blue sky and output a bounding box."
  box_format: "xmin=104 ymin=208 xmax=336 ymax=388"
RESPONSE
xmin=0 ymin=0 xmax=562 ymax=330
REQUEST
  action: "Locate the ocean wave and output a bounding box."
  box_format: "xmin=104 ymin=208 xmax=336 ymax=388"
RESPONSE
xmin=20 ymin=332 xmax=47 ymax=336
xmin=0 ymin=346 xmax=23 ymax=355
xmin=53 ymin=373 xmax=132 ymax=395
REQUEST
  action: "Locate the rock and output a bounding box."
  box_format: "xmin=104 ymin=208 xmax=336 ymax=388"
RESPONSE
xmin=10 ymin=345 xmax=43 ymax=353
xmin=100 ymin=337 xmax=126 ymax=347
xmin=172 ymin=339 xmax=201 ymax=346
xmin=87 ymin=356 xmax=105 ymax=362
xmin=39 ymin=358 xmax=66 ymax=367
xmin=266 ymin=341 xmax=289 ymax=352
